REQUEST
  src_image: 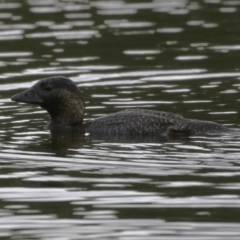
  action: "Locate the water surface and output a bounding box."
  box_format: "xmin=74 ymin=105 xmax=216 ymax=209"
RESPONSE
xmin=1 ymin=0 xmax=240 ymax=239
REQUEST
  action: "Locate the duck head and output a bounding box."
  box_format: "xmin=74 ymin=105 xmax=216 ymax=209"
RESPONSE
xmin=11 ymin=76 xmax=85 ymax=129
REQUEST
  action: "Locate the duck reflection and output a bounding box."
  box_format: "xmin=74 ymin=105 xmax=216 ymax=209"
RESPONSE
xmin=49 ymin=129 xmax=188 ymax=155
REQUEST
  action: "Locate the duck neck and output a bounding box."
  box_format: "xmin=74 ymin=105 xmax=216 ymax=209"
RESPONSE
xmin=43 ymin=91 xmax=85 ymax=129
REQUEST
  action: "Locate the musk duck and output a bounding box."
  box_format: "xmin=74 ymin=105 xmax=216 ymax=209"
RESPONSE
xmin=11 ymin=76 xmax=229 ymax=136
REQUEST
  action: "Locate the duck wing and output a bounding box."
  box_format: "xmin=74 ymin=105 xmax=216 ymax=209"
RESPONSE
xmin=168 ymin=119 xmax=229 ymax=135
xmin=84 ymin=108 xmax=186 ymax=135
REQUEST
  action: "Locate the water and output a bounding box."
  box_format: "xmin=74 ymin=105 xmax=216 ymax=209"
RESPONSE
xmin=1 ymin=0 xmax=240 ymax=239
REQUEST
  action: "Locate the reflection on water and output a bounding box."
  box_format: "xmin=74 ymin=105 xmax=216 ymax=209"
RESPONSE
xmin=1 ymin=0 xmax=240 ymax=239
xmin=2 ymin=129 xmax=240 ymax=239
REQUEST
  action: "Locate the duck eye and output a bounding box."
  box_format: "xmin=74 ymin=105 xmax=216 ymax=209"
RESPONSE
xmin=44 ymin=85 xmax=52 ymax=91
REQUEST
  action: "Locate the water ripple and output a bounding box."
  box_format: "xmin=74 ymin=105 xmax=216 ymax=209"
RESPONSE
xmin=0 ymin=0 xmax=240 ymax=239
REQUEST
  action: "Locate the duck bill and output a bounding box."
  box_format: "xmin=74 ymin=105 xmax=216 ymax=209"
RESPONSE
xmin=11 ymin=88 xmax=43 ymax=105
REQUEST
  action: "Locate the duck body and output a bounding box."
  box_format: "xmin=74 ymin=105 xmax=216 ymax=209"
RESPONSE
xmin=11 ymin=76 xmax=229 ymax=136
xmin=84 ymin=108 xmax=229 ymax=136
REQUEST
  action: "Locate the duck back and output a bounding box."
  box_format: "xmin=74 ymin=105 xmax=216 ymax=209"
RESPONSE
xmin=84 ymin=109 xmax=229 ymax=136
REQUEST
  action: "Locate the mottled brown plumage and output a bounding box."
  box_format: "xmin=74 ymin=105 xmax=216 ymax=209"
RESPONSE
xmin=11 ymin=76 xmax=229 ymax=136
xmin=84 ymin=109 xmax=228 ymax=135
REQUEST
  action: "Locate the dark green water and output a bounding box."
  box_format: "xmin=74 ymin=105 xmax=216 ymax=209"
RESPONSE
xmin=1 ymin=0 xmax=240 ymax=239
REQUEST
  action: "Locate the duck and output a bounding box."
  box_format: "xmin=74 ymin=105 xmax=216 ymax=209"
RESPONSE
xmin=11 ymin=76 xmax=229 ymax=136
